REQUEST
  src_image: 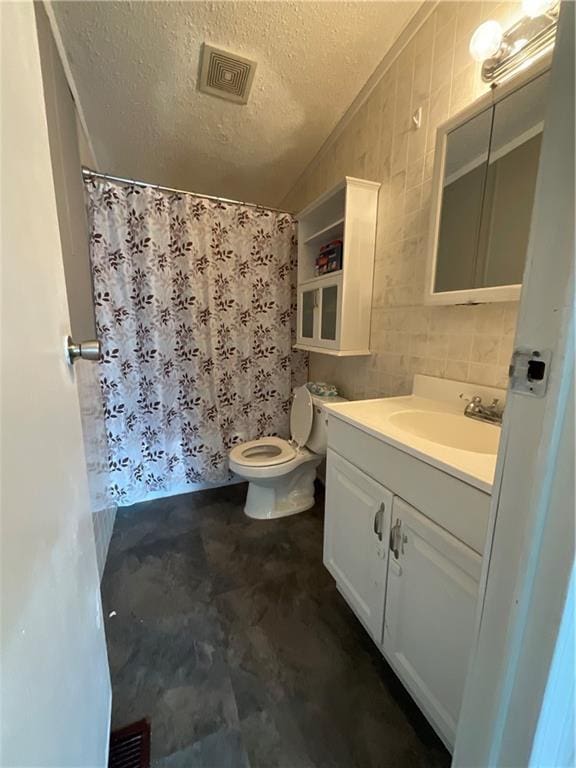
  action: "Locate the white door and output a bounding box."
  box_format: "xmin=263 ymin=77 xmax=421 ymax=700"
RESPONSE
xmin=324 ymin=450 xmax=392 ymax=642
xmin=0 ymin=4 xmax=111 ymax=767
xmin=383 ymin=496 xmax=481 ymax=750
xmin=454 ymin=5 xmax=575 ymax=765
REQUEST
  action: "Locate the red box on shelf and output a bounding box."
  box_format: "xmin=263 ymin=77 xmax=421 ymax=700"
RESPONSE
xmin=315 ymin=239 xmax=343 ymax=275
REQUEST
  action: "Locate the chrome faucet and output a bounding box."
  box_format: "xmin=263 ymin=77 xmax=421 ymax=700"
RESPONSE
xmin=461 ymin=394 xmax=503 ymax=425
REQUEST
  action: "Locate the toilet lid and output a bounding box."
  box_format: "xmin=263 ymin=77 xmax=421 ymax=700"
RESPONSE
xmin=290 ymin=386 xmax=313 ymax=448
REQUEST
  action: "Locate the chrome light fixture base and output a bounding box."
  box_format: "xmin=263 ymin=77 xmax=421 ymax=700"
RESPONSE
xmin=482 ymin=9 xmax=558 ymax=83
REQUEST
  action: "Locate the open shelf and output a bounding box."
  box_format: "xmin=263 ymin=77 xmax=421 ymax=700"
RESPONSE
xmin=298 ymin=182 xmax=346 ymax=235
xmin=299 ymin=271 xmax=343 ymax=288
xmin=297 ymin=184 xmax=346 ymax=283
xmin=304 ymin=217 xmax=345 ymax=245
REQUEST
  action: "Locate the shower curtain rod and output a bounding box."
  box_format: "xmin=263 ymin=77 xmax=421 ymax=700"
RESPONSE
xmin=81 ymin=167 xmax=292 ymax=215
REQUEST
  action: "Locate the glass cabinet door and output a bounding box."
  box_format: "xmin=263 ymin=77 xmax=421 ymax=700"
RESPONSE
xmin=298 ymin=278 xmax=341 ymax=348
xmin=474 ymin=71 xmax=547 ymax=289
xmin=300 ymin=288 xmax=317 ymax=340
xmin=435 ymin=108 xmax=493 ymax=293
xmin=320 ymin=283 xmax=339 ymax=343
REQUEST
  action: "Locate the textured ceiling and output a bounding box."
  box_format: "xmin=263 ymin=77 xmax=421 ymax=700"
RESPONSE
xmin=51 ymin=1 xmax=421 ymax=207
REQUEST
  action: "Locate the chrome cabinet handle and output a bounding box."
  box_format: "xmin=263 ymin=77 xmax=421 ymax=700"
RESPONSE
xmin=66 ymin=336 xmax=101 ymax=365
xmin=373 ymin=502 xmax=385 ymax=541
xmin=389 ymin=518 xmax=401 ymax=559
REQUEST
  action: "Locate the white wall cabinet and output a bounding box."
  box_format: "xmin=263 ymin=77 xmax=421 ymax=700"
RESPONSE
xmin=323 ymin=446 xmax=484 ymax=751
xmin=383 ymin=496 xmax=482 ymax=749
xmin=295 ymin=177 xmax=380 ymax=356
xmin=297 ymin=275 xmax=342 ymax=350
xmin=324 ymin=451 xmax=392 ymax=642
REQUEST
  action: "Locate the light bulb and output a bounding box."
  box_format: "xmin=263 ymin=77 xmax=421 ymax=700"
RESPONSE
xmin=469 ymin=20 xmax=504 ymax=62
xmin=522 ymin=0 xmax=557 ymax=18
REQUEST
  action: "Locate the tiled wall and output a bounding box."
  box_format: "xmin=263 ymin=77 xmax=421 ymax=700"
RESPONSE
xmin=283 ymin=1 xmax=525 ymax=399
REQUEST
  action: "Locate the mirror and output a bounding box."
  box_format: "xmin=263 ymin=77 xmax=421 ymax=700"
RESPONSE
xmin=434 ymin=107 xmax=493 ymax=293
xmin=429 ymin=69 xmax=548 ymax=303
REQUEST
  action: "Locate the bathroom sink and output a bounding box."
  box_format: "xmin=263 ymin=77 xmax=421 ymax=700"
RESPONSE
xmin=388 ymin=410 xmax=500 ymax=454
xmin=324 ymin=376 xmax=507 ymax=491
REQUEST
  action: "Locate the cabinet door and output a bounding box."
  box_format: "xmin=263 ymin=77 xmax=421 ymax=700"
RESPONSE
xmin=298 ymin=287 xmax=318 ymax=343
xmin=383 ymin=496 xmax=482 ymax=749
xmin=318 ymin=281 xmax=341 ymax=348
xmin=324 ymin=450 xmax=392 ymax=643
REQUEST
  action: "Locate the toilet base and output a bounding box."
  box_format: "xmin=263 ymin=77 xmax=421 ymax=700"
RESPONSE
xmin=243 ymin=460 xmax=320 ymax=520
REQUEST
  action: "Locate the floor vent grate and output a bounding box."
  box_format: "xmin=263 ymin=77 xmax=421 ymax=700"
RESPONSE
xmin=108 ymin=719 xmax=150 ymax=768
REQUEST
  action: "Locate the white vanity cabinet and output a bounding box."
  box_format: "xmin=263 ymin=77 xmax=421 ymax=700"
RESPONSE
xmin=324 ymin=451 xmax=392 ymax=642
xmin=383 ymin=496 xmax=482 ymax=748
xmin=323 ymin=405 xmax=492 ymax=751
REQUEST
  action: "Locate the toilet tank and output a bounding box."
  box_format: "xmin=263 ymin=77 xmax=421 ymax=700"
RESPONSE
xmin=306 ymin=394 xmax=347 ymax=455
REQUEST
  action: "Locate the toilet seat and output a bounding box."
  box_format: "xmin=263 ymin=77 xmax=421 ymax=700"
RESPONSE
xmin=229 ymin=436 xmax=296 ymax=468
xmin=230 ymin=389 xmax=315 ymax=470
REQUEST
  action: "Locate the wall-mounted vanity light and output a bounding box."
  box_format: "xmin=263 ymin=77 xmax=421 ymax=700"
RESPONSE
xmin=469 ymin=0 xmax=559 ymax=83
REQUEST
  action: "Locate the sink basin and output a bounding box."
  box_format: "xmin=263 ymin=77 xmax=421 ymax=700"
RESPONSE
xmin=388 ymin=410 xmax=500 ymax=455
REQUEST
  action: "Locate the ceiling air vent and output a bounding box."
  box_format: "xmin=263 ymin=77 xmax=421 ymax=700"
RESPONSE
xmin=199 ymin=44 xmax=257 ymax=105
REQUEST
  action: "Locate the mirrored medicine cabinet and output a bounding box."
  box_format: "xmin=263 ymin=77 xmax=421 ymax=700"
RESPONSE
xmin=426 ymin=61 xmax=550 ymax=305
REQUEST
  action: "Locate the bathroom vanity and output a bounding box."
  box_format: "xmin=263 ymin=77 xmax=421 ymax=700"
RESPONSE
xmin=322 ymin=375 xmax=505 ymax=751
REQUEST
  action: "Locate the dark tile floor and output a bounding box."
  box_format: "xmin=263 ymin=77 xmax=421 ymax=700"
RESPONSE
xmin=101 ymin=483 xmax=451 ymax=768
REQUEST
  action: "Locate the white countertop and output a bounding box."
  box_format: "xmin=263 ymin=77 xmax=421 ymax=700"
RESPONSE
xmin=324 ymin=391 xmax=502 ymax=494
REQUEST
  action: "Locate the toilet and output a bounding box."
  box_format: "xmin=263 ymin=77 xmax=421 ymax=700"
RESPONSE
xmin=229 ymin=385 xmax=346 ymax=519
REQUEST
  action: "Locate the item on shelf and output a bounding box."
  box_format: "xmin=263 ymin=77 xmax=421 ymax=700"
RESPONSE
xmin=315 ymin=239 xmax=343 ymax=275
xmin=306 ymin=381 xmax=339 ymax=397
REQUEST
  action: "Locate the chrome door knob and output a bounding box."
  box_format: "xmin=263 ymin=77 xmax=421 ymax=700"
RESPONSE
xmin=66 ymin=336 xmax=101 ymax=364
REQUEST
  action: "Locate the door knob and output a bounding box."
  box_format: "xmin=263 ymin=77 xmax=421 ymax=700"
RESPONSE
xmin=66 ymin=335 xmax=101 ymax=364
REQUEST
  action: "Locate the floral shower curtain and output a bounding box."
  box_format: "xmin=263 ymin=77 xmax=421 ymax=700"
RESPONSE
xmin=85 ymin=180 xmax=307 ymax=506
